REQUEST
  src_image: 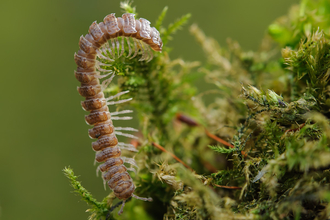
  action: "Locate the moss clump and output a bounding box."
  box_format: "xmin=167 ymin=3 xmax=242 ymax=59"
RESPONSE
xmin=65 ymin=0 xmax=330 ymax=219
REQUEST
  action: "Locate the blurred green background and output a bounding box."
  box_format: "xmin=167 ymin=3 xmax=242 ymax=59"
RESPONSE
xmin=0 ymin=0 xmax=299 ymax=219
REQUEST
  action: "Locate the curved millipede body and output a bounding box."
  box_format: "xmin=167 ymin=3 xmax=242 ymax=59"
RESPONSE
xmin=74 ymin=12 xmax=162 ymax=215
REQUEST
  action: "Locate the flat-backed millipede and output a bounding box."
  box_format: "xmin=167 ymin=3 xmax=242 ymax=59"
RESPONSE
xmin=74 ymin=13 xmax=162 ymax=215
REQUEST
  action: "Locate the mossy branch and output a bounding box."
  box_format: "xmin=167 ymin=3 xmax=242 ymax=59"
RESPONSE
xmin=63 ymin=167 xmax=101 ymax=208
xmin=63 ymin=167 xmax=116 ymax=220
xmin=162 ymin=13 xmax=191 ymax=46
xmin=208 ymin=145 xmax=235 ymax=154
xmin=120 ymin=0 xmax=136 ymax=15
xmin=155 ymin=6 xmax=168 ymax=31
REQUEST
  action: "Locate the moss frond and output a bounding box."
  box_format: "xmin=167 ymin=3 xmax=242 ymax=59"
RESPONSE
xmin=162 ymin=13 xmax=191 ymax=46
xmin=208 ymin=145 xmax=235 ymax=154
xmin=155 ymin=6 xmax=168 ymax=31
xmin=63 ymin=167 xmax=115 ymax=220
xmin=120 ymin=0 xmax=136 ymax=15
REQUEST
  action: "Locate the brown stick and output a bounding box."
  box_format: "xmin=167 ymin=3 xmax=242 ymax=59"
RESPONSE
xmin=205 ymin=129 xmax=234 ymax=148
xmin=151 ymin=142 xmax=194 ymax=172
xmin=152 ymin=142 xmax=242 ymax=190
xmin=175 ymin=113 xmax=234 ymax=149
xmin=213 ymin=184 xmax=242 ymax=190
xmin=176 ymin=113 xmax=199 ymax=127
xmin=205 ymin=129 xmax=248 ymax=158
xmin=285 ymin=123 xmax=306 ymax=133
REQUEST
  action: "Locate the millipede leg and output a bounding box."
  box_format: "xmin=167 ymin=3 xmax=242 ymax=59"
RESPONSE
xmin=146 ymin=46 xmax=154 ymax=63
xmin=104 ymin=42 xmax=115 ymax=59
xmin=106 ymin=98 xmax=132 ymax=106
xmin=96 ymin=49 xmax=114 ymax=61
xmin=105 ymin=90 xmax=129 ymax=101
xmin=141 ymin=42 xmax=149 ymax=61
xmin=101 ymin=47 xmax=114 ymax=61
xmin=101 ymin=46 xmax=108 ymax=57
xmin=142 ymin=41 xmax=151 ymax=61
xmin=137 ymin=40 xmax=146 ymax=61
xmin=115 ymin=127 xmax=138 ymax=132
xmin=115 ymin=38 xmax=120 ymax=56
xmin=96 ymin=65 xmax=111 ymax=72
xmin=96 ymin=61 xmax=111 ymax=73
xmin=126 ymin=37 xmax=132 ymax=58
xmin=101 ymin=173 xmax=107 ymax=190
xmin=111 ymin=39 xmax=116 ymax=58
xmin=96 ymin=165 xmax=101 ymax=177
xmin=111 ymin=116 xmax=133 ymax=120
xmin=119 ymin=145 xmax=138 ymax=152
xmin=119 ymin=37 xmax=125 ymax=58
xmin=110 ymin=110 xmax=133 ymax=116
xmin=118 ymin=142 xmax=138 ymax=152
xmin=94 ymin=71 xmax=112 ymax=79
xmin=118 ymin=200 xmax=126 ymax=215
xmin=101 ymin=73 xmax=115 ymax=89
xmin=130 ymin=38 xmax=139 ymax=59
xmin=122 ymin=156 xmax=139 ymax=169
xmin=132 ymin=194 xmax=153 ymax=202
xmin=126 ymin=167 xmax=137 ymax=174
xmin=118 ymin=142 xmax=136 ymax=147
xmin=97 ymin=60 xmax=111 ymax=67
xmin=96 ymin=49 xmax=105 ymax=59
xmin=115 ymin=131 xmax=138 ymax=139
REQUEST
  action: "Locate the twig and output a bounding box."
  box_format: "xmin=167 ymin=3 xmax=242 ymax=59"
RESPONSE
xmin=213 ymin=184 xmax=242 ymax=190
xmin=205 ymin=129 xmax=248 ymax=158
xmin=152 ymin=142 xmax=194 ymax=172
xmin=205 ymin=129 xmax=234 ymax=148
xmin=176 ymin=113 xmax=199 ymax=126
xmin=175 ymin=112 xmax=234 ymax=148
xmin=175 ymin=113 xmax=247 ymax=157
xmin=152 ymin=142 xmax=242 ymax=190
xmin=285 ymin=123 xmax=306 ymax=133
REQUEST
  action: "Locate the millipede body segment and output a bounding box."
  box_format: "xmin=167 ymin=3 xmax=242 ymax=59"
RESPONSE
xmin=74 ymin=13 xmax=162 ymax=215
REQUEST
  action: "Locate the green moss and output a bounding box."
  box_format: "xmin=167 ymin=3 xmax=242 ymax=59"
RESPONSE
xmin=65 ymin=1 xmax=330 ymax=219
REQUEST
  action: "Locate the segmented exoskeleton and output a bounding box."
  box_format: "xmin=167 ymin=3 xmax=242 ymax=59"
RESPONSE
xmin=74 ymin=13 xmax=162 ymax=215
